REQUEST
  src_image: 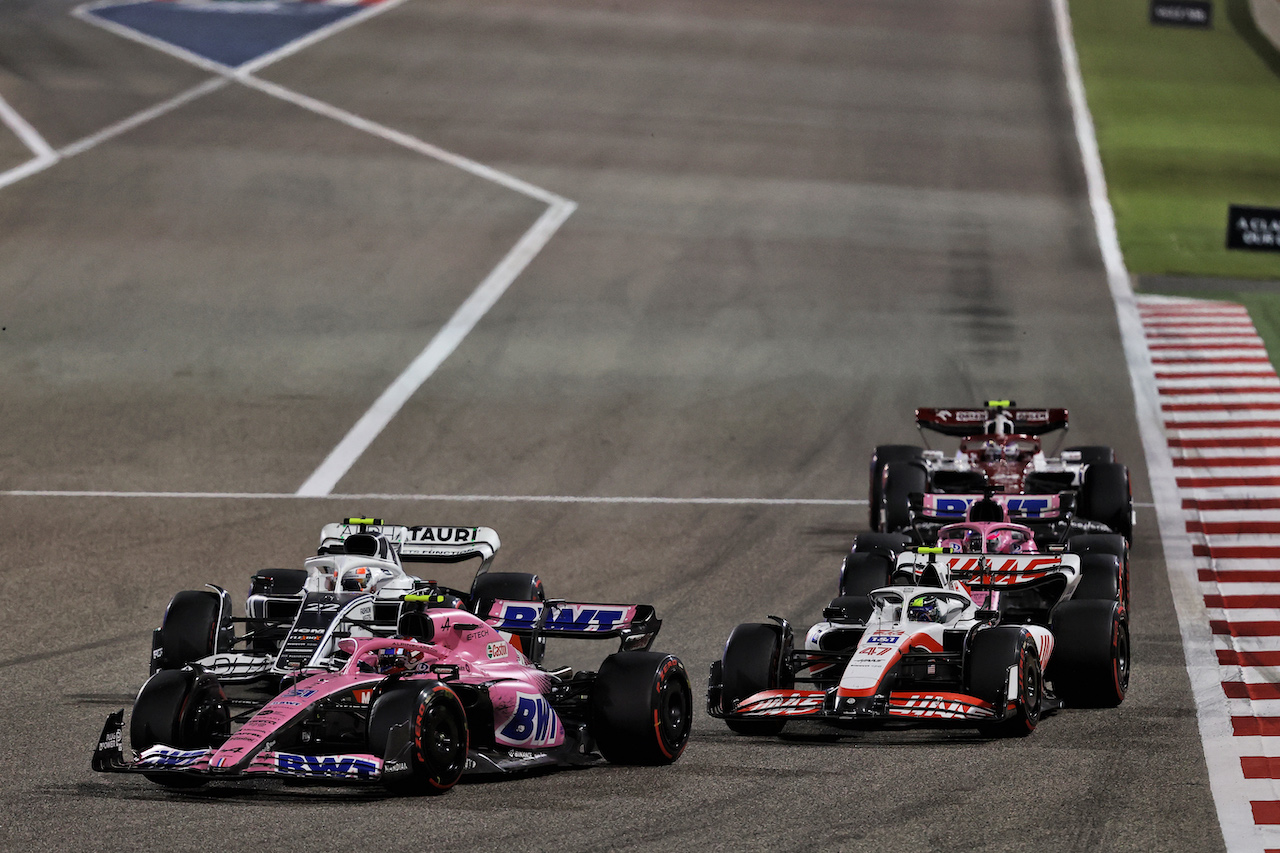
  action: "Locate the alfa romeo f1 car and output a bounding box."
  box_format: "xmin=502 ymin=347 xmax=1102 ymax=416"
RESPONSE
xmin=868 ymin=401 xmax=1133 ymax=541
xmin=94 ymin=527 xmax=691 ymax=793
xmin=708 ymin=501 xmax=1129 ymax=737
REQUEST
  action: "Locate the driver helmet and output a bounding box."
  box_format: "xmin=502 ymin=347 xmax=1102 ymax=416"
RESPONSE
xmin=907 ymin=594 xmax=943 ymax=623
xmin=984 ymin=526 xmax=1035 ymax=554
xmin=938 ymin=525 xmax=983 ymax=552
xmin=983 ymin=440 xmax=1002 ymax=462
xmin=341 ymin=565 xmax=380 ymax=592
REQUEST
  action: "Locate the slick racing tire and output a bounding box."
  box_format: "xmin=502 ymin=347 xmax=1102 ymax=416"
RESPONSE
xmin=470 ymin=572 xmax=545 ymax=617
xmin=1066 ymin=445 xmax=1116 ymax=467
xmin=155 ymin=589 xmax=232 ymax=671
xmin=471 ymin=572 xmax=546 ymax=659
xmin=130 ymin=668 xmax=229 ymax=788
xmin=720 ymin=622 xmax=794 ymax=736
xmin=839 ymin=551 xmax=895 ymax=597
xmin=1049 ymin=600 xmax=1130 ymax=708
xmin=1079 ymin=461 xmax=1133 ymax=541
xmin=967 ymin=628 xmax=1042 ymax=738
xmin=1072 ymin=553 xmax=1122 ymax=603
xmin=591 ymin=652 xmax=692 ymax=765
xmin=870 ymin=445 xmax=924 ymax=529
xmin=1067 ymin=533 xmax=1130 ymax=614
xmin=881 ymin=461 xmax=927 ymax=534
xmin=850 ymin=532 xmax=912 ymax=557
xmin=370 ymin=681 xmax=468 ymax=795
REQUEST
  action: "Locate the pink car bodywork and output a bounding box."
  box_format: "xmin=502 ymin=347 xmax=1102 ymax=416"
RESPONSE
xmin=133 ymin=609 xmax=562 ymax=780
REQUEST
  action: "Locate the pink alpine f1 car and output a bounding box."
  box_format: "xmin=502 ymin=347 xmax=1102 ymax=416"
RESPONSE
xmin=94 ymin=589 xmax=691 ymax=793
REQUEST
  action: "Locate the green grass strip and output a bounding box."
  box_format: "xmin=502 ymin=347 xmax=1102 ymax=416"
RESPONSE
xmin=1071 ymin=0 xmax=1280 ymax=281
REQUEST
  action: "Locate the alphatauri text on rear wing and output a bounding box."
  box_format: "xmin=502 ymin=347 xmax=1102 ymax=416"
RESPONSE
xmin=317 ymin=518 xmax=499 ymax=570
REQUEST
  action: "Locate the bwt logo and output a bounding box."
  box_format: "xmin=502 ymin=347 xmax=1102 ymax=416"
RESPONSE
xmin=931 ymin=496 xmax=1054 ymax=518
xmin=495 ymin=603 xmax=628 ymax=632
xmin=275 ymin=753 xmax=378 ymax=778
xmin=497 ymin=694 xmax=561 ymax=747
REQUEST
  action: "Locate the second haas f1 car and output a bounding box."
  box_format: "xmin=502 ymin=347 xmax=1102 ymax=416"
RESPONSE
xmin=708 ymin=501 xmax=1129 ymax=737
xmin=869 ymin=400 xmax=1134 ymax=541
xmin=93 ymin=526 xmax=691 ymax=793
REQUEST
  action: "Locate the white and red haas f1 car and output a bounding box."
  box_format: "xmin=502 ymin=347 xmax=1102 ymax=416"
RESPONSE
xmin=869 ymin=400 xmax=1134 ymax=541
xmin=94 ymin=595 xmax=692 ymax=793
xmin=708 ymin=512 xmax=1129 ymax=737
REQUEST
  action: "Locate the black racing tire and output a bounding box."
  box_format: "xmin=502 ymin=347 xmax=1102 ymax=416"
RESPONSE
xmin=471 ymin=572 xmax=546 ymax=660
xmin=882 ymin=461 xmax=927 ymax=534
xmin=156 ymin=590 xmax=230 ymax=671
xmin=1072 ymin=553 xmax=1122 ymax=602
xmin=850 ymin=532 xmax=912 ymax=556
xmin=839 ymin=551 xmax=895 ymax=597
xmin=1079 ymin=462 xmax=1133 ymax=541
xmin=370 ymin=681 xmax=468 ymax=795
xmin=130 ymin=668 xmax=229 ymax=787
xmin=967 ymin=628 xmax=1042 ymax=738
xmin=591 ymin=652 xmax=692 ymax=765
xmin=249 ymin=568 xmax=308 ymax=596
xmin=1067 ymin=445 xmax=1116 ymax=467
xmin=1068 ymin=533 xmax=1130 ymax=614
xmin=469 ymin=572 xmax=545 ymax=618
xmin=870 ymin=445 xmax=925 ymax=529
xmin=1049 ymin=600 xmax=1130 ymax=708
xmin=720 ymin=623 xmax=793 ymax=736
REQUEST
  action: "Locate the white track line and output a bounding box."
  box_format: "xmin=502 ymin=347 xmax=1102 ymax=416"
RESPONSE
xmin=58 ymin=1 xmax=578 ymax=494
xmin=294 ymin=199 xmax=576 ymax=496
xmin=0 ymin=490 xmax=868 ymax=506
xmin=1051 ymin=0 xmax=1253 ymax=850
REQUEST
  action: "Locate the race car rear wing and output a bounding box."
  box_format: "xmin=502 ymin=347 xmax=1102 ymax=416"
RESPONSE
xmin=484 ymin=599 xmax=662 ymax=662
xmin=915 ymin=405 xmax=1069 ymax=438
xmin=916 ymin=492 xmax=1072 ymax=522
xmin=317 ymin=519 xmax=499 ymax=572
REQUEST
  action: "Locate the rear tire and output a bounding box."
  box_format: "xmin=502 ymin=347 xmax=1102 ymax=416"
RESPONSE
xmin=592 ymin=652 xmax=692 ymax=764
xmin=470 ymin=572 xmax=544 ymax=618
xmin=870 ymin=445 xmax=924 ymax=529
xmin=1068 ymin=533 xmax=1130 ymax=614
xmin=1067 ymin=445 xmax=1116 ymax=466
xmin=882 ymin=461 xmax=927 ymax=534
xmin=1079 ymin=462 xmax=1133 ymax=541
xmin=130 ymin=668 xmax=229 ymax=787
xmin=720 ymin=623 xmax=792 ymax=735
xmin=1049 ymin=600 xmax=1129 ymax=707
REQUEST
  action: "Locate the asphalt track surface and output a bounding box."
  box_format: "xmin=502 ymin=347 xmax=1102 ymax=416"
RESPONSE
xmin=0 ymin=1 xmax=1226 ymax=851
